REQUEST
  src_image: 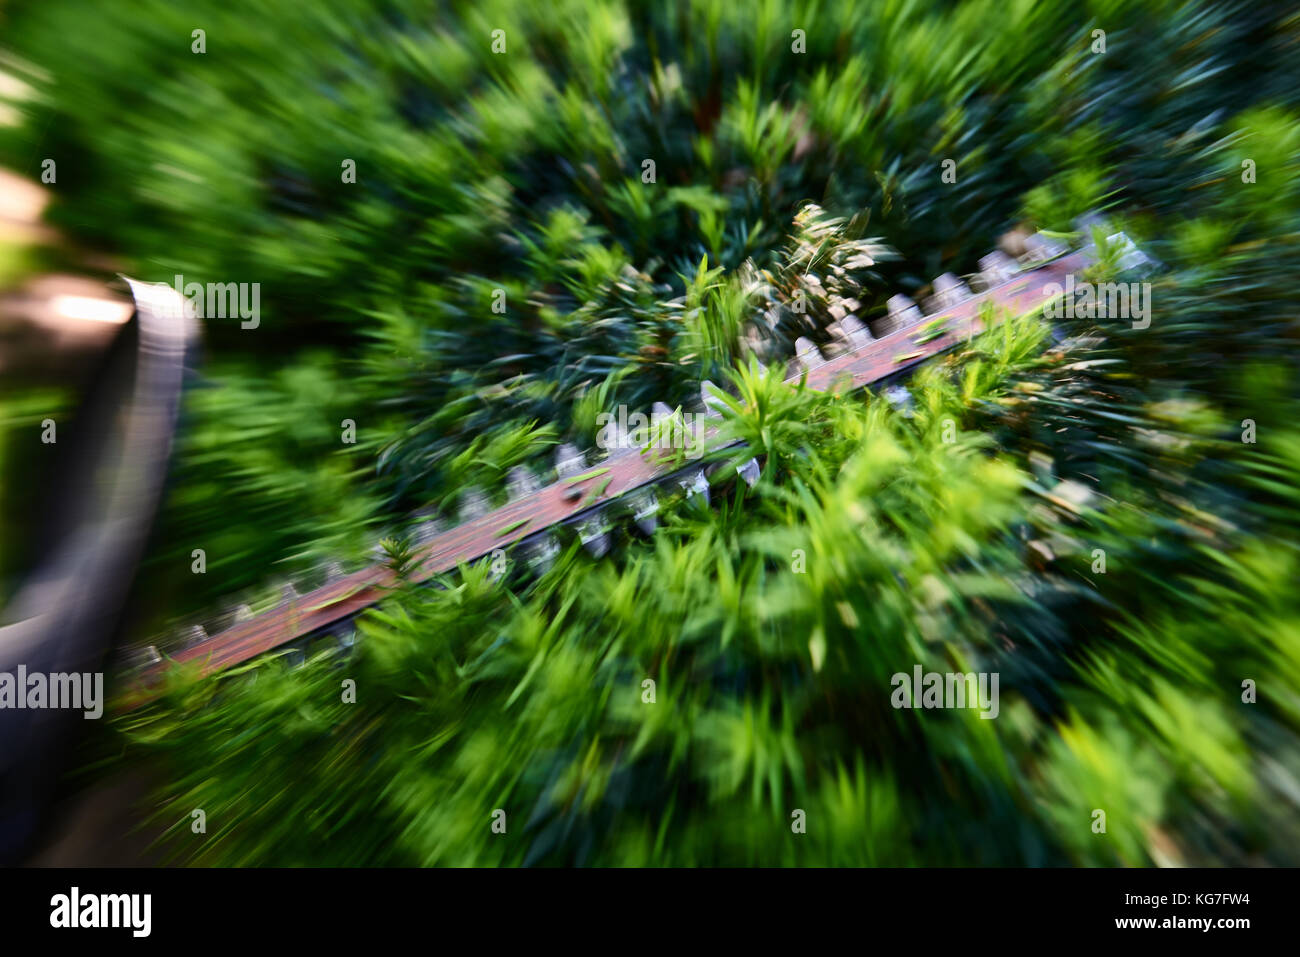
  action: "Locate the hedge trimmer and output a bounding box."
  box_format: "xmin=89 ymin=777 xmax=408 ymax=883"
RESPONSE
xmin=110 ymin=219 xmax=1148 ymax=706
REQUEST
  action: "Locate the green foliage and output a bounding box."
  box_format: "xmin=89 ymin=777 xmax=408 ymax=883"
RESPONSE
xmin=2 ymin=0 xmax=1298 ymax=865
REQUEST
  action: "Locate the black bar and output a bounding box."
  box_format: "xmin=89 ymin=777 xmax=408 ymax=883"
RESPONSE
xmin=0 ymin=866 xmax=1281 ymax=944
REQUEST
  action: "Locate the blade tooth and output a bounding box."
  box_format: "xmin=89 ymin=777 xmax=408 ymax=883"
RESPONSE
xmin=923 ymin=273 xmax=972 ymax=314
xmin=875 ymin=294 xmax=922 ymax=336
xmin=324 ymin=561 xmax=347 ymax=582
xmin=1074 ymin=211 xmax=1107 ymax=241
xmin=133 ymin=642 xmax=162 ymax=665
xmin=890 ymin=293 xmax=922 ymax=314
xmin=410 ymin=522 xmax=440 ymax=546
xmin=506 ymin=466 xmax=541 ymax=501
xmin=208 ymin=601 xmax=251 ymax=633
xmin=278 ymin=582 xmax=300 ymax=605
xmin=976 ymin=252 xmax=1018 ymax=291
xmin=580 ymin=532 xmax=610 ymax=558
xmin=836 ymin=314 xmax=874 ymax=350
xmin=458 ymin=486 xmax=491 ymax=523
xmin=652 ymin=401 xmax=675 ymax=419
xmin=738 ymin=458 xmax=761 ymax=487
xmin=680 ymin=469 xmax=710 ymax=506
xmin=555 ymin=443 xmax=592 ymax=502
xmin=411 ymin=511 xmax=446 ymax=545
xmin=1114 ymin=234 xmax=1155 ymax=272
xmin=518 ymin=532 xmax=560 ymax=572
xmin=123 ymin=642 xmax=163 ymax=669
xmin=631 ymin=489 xmax=659 ymax=535
xmin=178 ymin=624 xmax=209 ymax=648
xmin=823 ymin=323 xmax=847 ymax=356
xmin=330 ymin=620 xmax=358 ymax=654
xmin=1077 ymin=222 xmax=1155 ymax=273
xmin=1021 ymin=231 xmax=1068 ymax=265
xmin=554 ymin=443 xmax=586 ymax=480
xmin=577 ymin=509 xmax=612 ymax=557
xmin=884 ymin=384 xmax=915 ymax=415
xmin=794 ymin=336 xmax=825 ymax=370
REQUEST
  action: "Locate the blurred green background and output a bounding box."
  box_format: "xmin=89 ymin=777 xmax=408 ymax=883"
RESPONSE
xmin=1 ymin=0 xmax=1298 ymax=864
